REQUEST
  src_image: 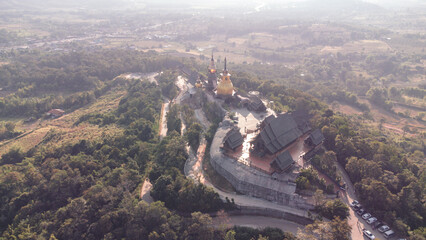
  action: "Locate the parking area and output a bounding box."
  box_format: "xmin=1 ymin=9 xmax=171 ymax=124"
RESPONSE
xmin=349 ymin=199 xmax=401 ymax=240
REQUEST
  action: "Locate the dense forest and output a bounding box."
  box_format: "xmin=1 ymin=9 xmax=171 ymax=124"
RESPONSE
xmin=0 ymin=49 xmax=184 ymax=118
xmin=0 ymin=72 xmax=233 ymax=239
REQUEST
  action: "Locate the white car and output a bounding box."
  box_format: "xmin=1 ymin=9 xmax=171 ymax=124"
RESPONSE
xmin=350 ymin=200 xmax=359 ymax=207
xmin=362 ymin=213 xmax=371 ymax=220
xmin=378 ymin=225 xmax=390 ymax=233
xmin=367 ymin=217 xmax=377 ymax=224
xmin=363 ymin=229 xmax=376 ymax=240
xmin=384 ymin=230 xmax=395 ymax=239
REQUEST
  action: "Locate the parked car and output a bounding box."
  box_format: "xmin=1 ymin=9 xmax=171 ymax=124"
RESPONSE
xmin=363 ymin=229 xmax=376 ymax=240
xmin=378 ymin=225 xmax=390 ymax=233
xmin=357 ymin=209 xmax=365 ymax=215
xmin=384 ymin=230 xmax=395 ymax=239
xmin=354 ymin=204 xmax=362 ymax=210
xmin=350 ymin=200 xmax=359 ymax=207
xmin=362 ymin=213 xmax=372 ymax=220
xmin=372 ymin=221 xmax=383 ymax=229
xmin=367 ymin=217 xmax=378 ymax=224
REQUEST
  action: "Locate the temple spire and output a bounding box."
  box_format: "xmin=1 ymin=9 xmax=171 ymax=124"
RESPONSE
xmin=224 ymin=57 xmax=227 ymax=71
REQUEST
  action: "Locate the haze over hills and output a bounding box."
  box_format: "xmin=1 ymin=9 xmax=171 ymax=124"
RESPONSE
xmin=0 ymin=0 xmax=146 ymax=10
xmin=0 ymin=0 xmax=392 ymax=11
xmin=364 ymin=0 xmax=426 ymax=8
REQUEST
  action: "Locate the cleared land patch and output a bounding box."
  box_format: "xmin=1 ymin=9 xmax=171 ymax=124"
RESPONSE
xmin=0 ymin=89 xmax=126 ymax=157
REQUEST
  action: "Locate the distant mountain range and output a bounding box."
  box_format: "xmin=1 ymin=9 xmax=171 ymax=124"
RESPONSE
xmin=1 ymin=0 xmax=424 ymax=11
xmin=0 ymin=0 xmax=144 ymax=10
xmin=363 ymin=0 xmax=426 ymax=8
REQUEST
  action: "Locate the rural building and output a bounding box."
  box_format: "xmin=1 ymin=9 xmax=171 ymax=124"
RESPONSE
xmin=47 ymin=109 xmax=65 ymax=118
xmin=270 ymin=150 xmax=295 ymax=173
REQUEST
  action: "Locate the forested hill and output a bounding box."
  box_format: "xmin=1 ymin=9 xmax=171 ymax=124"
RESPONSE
xmin=0 ymin=49 xmax=424 ymax=239
xmin=0 ymin=50 xmax=230 ymax=239
xmin=0 ymin=50 xmax=183 ymax=118
xmin=0 ymin=50 xmax=271 ymax=240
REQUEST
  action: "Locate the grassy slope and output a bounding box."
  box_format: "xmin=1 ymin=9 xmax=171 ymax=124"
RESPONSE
xmin=0 ymin=88 xmax=125 ymax=156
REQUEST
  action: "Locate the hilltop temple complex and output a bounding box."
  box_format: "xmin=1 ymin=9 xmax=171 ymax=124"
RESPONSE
xmin=194 ymin=56 xmax=326 ymax=208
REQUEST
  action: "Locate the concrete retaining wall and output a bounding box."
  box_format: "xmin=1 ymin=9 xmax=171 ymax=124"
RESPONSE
xmin=210 ymin=119 xmax=314 ymax=210
xmin=230 ymin=206 xmax=314 ymax=225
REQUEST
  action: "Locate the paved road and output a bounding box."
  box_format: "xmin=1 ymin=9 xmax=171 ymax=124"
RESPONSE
xmin=336 ymin=163 xmax=392 ymax=240
xmin=174 ymin=76 xmax=188 ymax=105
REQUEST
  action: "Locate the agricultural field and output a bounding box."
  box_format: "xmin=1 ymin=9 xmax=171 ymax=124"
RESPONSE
xmin=0 ymin=88 xmax=125 ymax=157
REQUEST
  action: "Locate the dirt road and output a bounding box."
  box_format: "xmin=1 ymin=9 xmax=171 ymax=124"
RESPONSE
xmin=140 ymin=179 xmax=154 ymax=204
xmin=159 ymin=97 xmax=170 ymax=139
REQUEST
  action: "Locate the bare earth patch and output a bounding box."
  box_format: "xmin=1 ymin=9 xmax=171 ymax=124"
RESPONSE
xmin=334 ymin=104 xmax=363 ymax=116
xmin=358 ymin=98 xmax=425 ymax=136
xmin=0 ymin=127 xmax=50 ymax=156
xmin=321 ymin=40 xmax=391 ymax=54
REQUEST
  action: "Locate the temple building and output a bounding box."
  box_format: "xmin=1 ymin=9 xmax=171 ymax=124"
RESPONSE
xmin=254 ymin=113 xmax=303 ymax=155
xmin=223 ymin=127 xmax=244 ymax=151
xmin=247 ymin=96 xmax=266 ymax=112
xmin=207 ymin=54 xmax=217 ymax=90
xmin=291 ymin=110 xmax=311 ymax=134
xmin=305 ymin=129 xmax=325 ymax=147
xmin=270 ymin=150 xmax=295 ymax=173
xmin=216 ymin=58 xmax=234 ymax=99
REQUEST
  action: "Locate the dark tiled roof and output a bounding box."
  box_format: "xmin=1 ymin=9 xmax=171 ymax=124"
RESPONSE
xmin=224 ymin=128 xmax=244 ymax=150
xmin=259 ymin=113 xmax=302 ymax=154
xmin=248 ymin=97 xmax=266 ymax=112
xmin=263 ymin=115 xmax=275 ymax=124
xmin=309 ymin=129 xmax=325 ymax=146
xmin=271 ymin=150 xmax=294 ymax=172
xmin=291 ymin=110 xmax=312 ymax=134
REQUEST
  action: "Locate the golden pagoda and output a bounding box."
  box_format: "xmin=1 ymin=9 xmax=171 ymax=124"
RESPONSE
xmin=216 ymin=58 xmax=234 ymax=98
xmin=207 ymin=53 xmax=217 ymax=90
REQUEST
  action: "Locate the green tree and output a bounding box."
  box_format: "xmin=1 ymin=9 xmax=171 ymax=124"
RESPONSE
xmin=225 ymin=230 xmax=236 ymax=240
xmin=185 ymin=122 xmax=203 ymax=150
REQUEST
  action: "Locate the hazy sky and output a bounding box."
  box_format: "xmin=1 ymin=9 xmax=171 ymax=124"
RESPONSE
xmin=2 ymin=0 xmax=425 ymax=11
